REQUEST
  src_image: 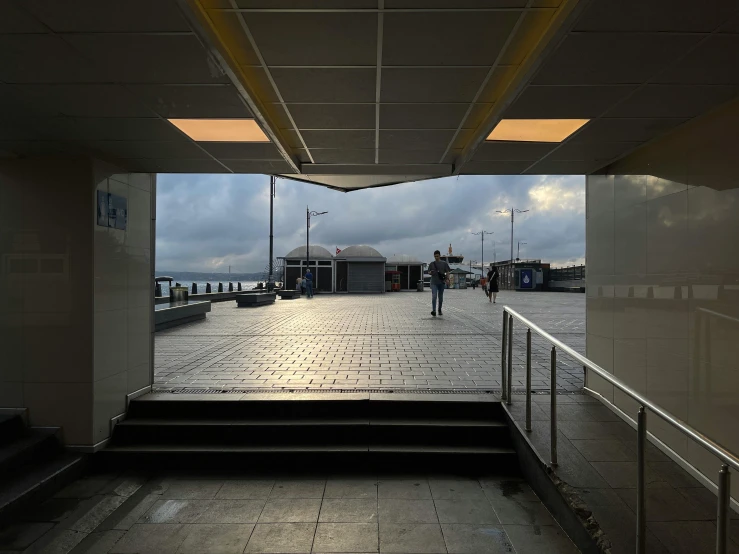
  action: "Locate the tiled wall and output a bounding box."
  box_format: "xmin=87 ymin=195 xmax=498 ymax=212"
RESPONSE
xmin=0 ymin=158 xmax=95 ymax=444
xmin=586 ymin=98 xmax=739 ymax=497
xmin=0 ymin=156 xmax=155 ymax=446
xmin=92 ymin=162 xmax=155 ymax=444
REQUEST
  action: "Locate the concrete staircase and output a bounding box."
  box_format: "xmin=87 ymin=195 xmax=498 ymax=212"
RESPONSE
xmin=101 ymin=396 xmax=519 ymax=473
xmin=0 ymin=411 xmax=85 ymax=524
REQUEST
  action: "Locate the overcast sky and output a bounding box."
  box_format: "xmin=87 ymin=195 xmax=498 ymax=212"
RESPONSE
xmin=155 ymin=173 xmax=585 ymax=274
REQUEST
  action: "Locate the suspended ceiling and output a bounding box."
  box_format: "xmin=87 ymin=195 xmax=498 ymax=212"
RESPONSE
xmin=0 ymin=0 xmax=737 ymax=191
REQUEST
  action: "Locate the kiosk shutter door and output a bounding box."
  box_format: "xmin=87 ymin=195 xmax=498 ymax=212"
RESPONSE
xmin=348 ymin=262 xmax=384 ymax=293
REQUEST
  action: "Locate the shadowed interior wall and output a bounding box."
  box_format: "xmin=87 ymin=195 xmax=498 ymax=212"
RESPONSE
xmin=586 ymin=98 xmax=739 ymax=499
xmin=0 ymin=156 xmax=155 ymax=446
xmin=92 ymin=162 xmax=155 ymax=445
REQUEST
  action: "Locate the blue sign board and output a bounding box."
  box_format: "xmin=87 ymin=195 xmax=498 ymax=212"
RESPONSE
xmin=520 ymin=268 xmax=534 ymax=289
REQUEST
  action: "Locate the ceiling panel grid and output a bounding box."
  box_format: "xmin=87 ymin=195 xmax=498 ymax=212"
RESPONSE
xmin=0 ymin=0 xmax=737 ymax=189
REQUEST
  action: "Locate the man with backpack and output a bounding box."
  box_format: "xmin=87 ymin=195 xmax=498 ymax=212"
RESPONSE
xmin=428 ymin=250 xmax=451 ymax=317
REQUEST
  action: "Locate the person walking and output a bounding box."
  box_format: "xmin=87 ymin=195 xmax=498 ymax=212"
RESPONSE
xmin=295 ymin=275 xmax=302 ymax=292
xmin=305 ymin=268 xmax=314 ymax=298
xmin=428 ymin=249 xmax=451 ymax=316
xmin=487 ymin=264 xmax=499 ymax=303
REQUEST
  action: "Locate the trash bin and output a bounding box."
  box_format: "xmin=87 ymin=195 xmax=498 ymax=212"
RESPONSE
xmin=417 ymin=280 xmax=424 ymax=292
xmin=170 ymin=286 xmax=188 ymax=303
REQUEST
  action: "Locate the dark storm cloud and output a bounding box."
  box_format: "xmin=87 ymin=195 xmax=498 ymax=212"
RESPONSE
xmin=155 ymin=173 xmax=585 ymax=273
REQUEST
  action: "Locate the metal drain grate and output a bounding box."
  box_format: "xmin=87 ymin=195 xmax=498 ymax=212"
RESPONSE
xmin=153 ymin=388 xmax=584 ymax=396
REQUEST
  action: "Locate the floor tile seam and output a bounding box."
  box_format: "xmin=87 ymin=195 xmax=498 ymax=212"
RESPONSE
xmin=307 ymin=482 xmax=328 ymax=552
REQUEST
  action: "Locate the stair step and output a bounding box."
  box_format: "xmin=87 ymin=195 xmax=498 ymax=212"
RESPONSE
xmin=95 ymin=443 xmax=518 ymax=474
xmin=0 ymin=454 xmax=86 ymax=524
xmin=0 ymin=414 xmax=26 ymax=445
xmin=107 ymin=398 xmax=518 ymax=474
xmin=0 ymin=428 xmax=60 ymax=474
xmin=126 ymin=398 xmax=503 ymax=421
xmin=103 ymin=444 xmax=515 ymax=454
xmin=111 ymin=419 xmax=511 ymax=447
xmin=116 ymin=417 xmax=506 ymax=427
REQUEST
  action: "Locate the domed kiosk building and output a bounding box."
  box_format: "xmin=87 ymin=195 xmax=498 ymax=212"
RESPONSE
xmin=334 ymin=245 xmax=386 ymax=293
xmin=280 ymin=245 xmax=334 ymax=293
xmin=385 ymin=255 xmax=425 ymax=291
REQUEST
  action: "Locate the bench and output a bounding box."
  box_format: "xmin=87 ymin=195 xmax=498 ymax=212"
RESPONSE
xmin=276 ymin=290 xmax=301 ymax=300
xmin=235 ymin=292 xmax=276 ymax=307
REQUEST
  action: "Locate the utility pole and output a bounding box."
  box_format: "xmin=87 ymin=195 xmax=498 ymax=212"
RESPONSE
xmin=496 ymin=208 xmax=529 ymax=263
xmin=471 ymin=231 xmax=493 ymax=271
xmin=306 ymin=206 xmax=328 ymax=280
xmin=268 ymin=175 xmax=275 ymax=290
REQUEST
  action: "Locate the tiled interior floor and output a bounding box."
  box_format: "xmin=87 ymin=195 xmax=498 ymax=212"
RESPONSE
xmin=155 ymin=291 xmax=586 ymax=392
xmin=505 ymin=392 xmax=739 ymax=554
xmin=0 ymin=472 xmax=579 ymax=553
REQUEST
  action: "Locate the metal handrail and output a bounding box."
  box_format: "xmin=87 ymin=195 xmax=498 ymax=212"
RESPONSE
xmin=501 ymin=305 xmax=736 ymax=554
xmin=698 ymin=307 xmax=739 ymax=326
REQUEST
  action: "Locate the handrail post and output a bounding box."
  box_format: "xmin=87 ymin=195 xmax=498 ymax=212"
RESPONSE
xmin=526 ymin=328 xmax=532 ymax=432
xmin=501 ymin=312 xmax=508 ymax=401
xmin=550 ymin=346 xmax=557 ymax=466
xmin=717 ymin=464 xmax=730 ymax=554
xmin=507 ymin=314 xmax=513 ymax=406
xmin=637 ymin=406 xmax=647 ymax=554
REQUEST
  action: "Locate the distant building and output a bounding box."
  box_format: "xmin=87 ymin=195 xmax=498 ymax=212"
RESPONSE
xmin=280 ymin=245 xmax=334 ymax=293
xmin=385 ymin=254 xmax=424 ymax=291
xmin=334 ymin=245 xmax=386 ymax=293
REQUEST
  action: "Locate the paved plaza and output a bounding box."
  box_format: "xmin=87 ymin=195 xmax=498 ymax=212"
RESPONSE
xmin=155 ymin=291 xmax=585 ymax=392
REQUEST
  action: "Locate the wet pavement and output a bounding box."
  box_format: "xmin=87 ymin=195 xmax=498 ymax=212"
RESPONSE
xmin=155 ymin=290 xmax=585 ymax=393
xmin=0 ymin=471 xmax=578 ymax=553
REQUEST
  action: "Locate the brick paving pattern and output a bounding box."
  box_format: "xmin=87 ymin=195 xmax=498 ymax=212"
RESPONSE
xmin=155 ymin=290 xmax=586 ymax=392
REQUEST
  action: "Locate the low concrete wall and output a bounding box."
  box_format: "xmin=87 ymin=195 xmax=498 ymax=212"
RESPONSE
xmin=548 ymin=280 xmax=586 ymax=292
xmin=155 ymin=291 xmax=249 ymax=305
xmin=155 ymin=300 xmax=211 ymax=331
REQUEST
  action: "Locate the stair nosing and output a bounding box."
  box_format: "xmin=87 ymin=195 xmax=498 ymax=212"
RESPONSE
xmin=117 ymin=418 xmax=506 ymax=427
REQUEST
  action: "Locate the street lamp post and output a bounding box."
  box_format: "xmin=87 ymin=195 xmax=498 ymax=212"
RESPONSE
xmin=496 ymin=208 xmax=530 ymax=263
xmin=471 ymin=231 xmax=493 ymax=270
xmin=517 ymin=241 xmax=527 ymax=261
xmin=268 ymin=176 xmax=275 ymax=290
xmin=306 ymin=206 xmax=328 ymax=279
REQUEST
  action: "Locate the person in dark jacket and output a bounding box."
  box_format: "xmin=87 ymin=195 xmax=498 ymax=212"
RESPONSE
xmin=487 ymin=265 xmax=499 ymax=304
xmin=305 ymin=269 xmax=314 ymax=298
xmin=428 ymin=250 xmax=451 ymax=316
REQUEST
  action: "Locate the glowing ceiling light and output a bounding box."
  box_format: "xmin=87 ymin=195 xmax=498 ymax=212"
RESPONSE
xmin=486 ymin=119 xmax=589 ymax=142
xmin=168 ymin=119 xmax=269 ymax=142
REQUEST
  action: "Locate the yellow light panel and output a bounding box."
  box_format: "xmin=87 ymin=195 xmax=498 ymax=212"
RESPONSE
xmin=168 ymin=119 xmax=269 ymax=142
xmin=486 ymin=119 xmax=589 ymax=142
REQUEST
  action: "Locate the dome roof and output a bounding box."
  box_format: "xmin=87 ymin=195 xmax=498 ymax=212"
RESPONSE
xmin=387 ymin=254 xmax=422 ymax=264
xmin=338 ymin=245 xmax=384 ymax=258
xmin=284 ymin=245 xmax=333 ymax=259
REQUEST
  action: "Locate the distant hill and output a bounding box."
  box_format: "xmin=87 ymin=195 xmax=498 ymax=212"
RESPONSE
xmin=156 ymin=270 xmax=268 ymax=282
